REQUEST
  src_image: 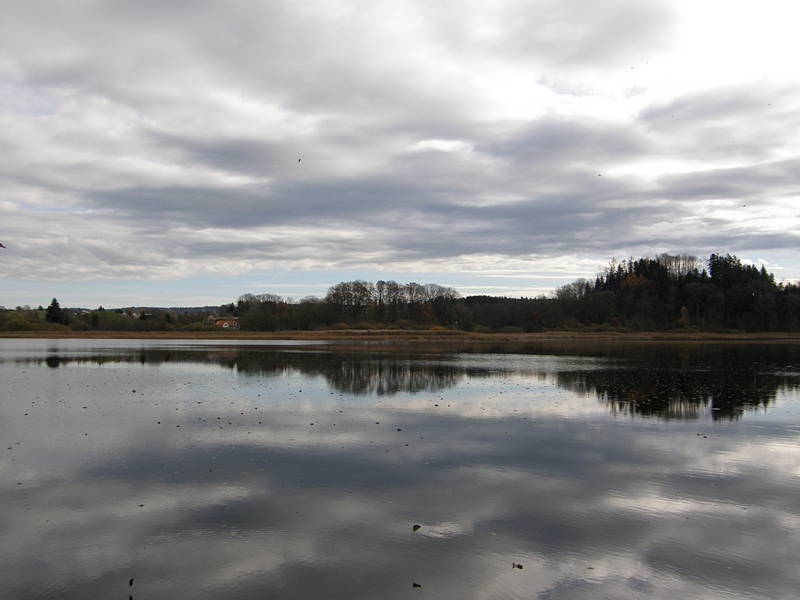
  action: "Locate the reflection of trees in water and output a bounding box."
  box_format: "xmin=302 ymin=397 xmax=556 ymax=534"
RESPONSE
xmin=28 ymin=348 xmax=465 ymax=396
xmin=28 ymin=349 xmax=198 ymax=369
xmin=556 ymin=369 xmax=745 ymax=420
xmin=323 ymin=359 xmax=464 ymax=395
xmin=224 ymin=351 xmax=464 ymax=395
xmin=22 ymin=342 xmax=800 ymax=416
xmin=553 ymin=344 xmax=800 ymax=420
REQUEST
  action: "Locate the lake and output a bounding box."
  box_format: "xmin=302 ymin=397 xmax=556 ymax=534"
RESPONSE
xmin=2 ymin=338 xmax=800 ymax=599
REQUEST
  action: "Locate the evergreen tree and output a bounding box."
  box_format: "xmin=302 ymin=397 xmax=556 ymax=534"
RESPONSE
xmin=45 ymin=298 xmax=64 ymax=324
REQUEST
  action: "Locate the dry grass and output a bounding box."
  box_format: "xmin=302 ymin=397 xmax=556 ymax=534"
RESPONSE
xmin=2 ymin=329 xmax=800 ymax=343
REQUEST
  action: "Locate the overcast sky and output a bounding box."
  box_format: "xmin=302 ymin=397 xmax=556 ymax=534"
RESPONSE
xmin=1 ymin=0 xmax=799 ymax=307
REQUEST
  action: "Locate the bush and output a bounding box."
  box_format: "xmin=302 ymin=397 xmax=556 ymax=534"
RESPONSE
xmin=331 ymin=322 xmax=350 ymax=330
xmin=3 ymin=318 xmax=32 ymax=331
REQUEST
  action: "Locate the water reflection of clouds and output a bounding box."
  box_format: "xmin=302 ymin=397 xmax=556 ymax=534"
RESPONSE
xmin=4 ymin=341 xmax=800 ymax=598
xmin=5 ymin=421 xmax=800 ymax=598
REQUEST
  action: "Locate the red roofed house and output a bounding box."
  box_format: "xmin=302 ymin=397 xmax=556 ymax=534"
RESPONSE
xmin=214 ymin=317 xmax=239 ymax=329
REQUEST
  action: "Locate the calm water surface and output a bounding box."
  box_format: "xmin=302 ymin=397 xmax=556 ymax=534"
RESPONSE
xmin=2 ymin=339 xmax=800 ymax=599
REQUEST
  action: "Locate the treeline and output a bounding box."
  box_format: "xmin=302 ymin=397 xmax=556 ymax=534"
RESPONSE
xmin=0 ymin=299 xmax=218 ymax=333
xmin=231 ymin=281 xmax=464 ymax=331
xmin=3 ymin=253 xmax=800 ymax=333
xmin=220 ymin=254 xmax=800 ymax=333
xmin=542 ymin=252 xmax=800 ymax=332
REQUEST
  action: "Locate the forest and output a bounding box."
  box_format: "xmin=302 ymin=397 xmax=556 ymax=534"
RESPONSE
xmin=3 ymin=253 xmax=800 ymax=333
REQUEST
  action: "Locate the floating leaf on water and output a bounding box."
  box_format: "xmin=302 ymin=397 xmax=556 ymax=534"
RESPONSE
xmin=412 ymin=524 xmax=421 ymax=532
xmin=129 ymin=575 xmax=135 ymax=586
xmin=413 ymin=582 xmax=421 ymax=588
xmin=512 ymin=562 xmax=523 ymax=569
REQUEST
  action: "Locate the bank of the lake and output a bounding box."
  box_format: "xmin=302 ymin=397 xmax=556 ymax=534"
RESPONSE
xmin=3 ymin=329 xmax=800 ymax=343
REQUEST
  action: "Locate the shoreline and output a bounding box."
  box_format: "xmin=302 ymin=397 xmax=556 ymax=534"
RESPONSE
xmin=2 ymin=330 xmax=800 ymax=343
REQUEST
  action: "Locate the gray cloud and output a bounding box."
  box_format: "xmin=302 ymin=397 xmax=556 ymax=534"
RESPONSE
xmin=0 ymin=0 xmax=798 ymax=297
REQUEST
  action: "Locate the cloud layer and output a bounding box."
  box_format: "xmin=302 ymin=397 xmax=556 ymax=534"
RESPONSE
xmin=1 ymin=0 xmax=799 ymax=303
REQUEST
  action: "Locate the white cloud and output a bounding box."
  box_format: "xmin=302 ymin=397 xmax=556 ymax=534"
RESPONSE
xmin=1 ymin=0 xmax=799 ymax=304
